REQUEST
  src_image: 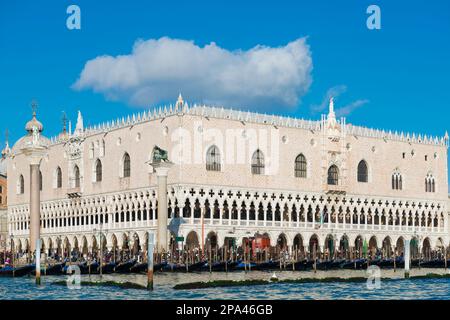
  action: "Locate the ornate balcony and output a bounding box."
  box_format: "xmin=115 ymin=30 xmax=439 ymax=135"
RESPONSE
xmin=325 ymin=184 xmax=347 ymax=195
xmin=67 ymin=187 xmax=82 ymax=198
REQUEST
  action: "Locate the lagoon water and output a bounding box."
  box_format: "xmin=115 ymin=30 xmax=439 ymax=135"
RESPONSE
xmin=1 ymin=269 xmax=450 ymax=300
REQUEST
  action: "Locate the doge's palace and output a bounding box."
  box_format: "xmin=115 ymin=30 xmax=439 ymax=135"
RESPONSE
xmin=5 ymin=95 xmax=450 ymax=260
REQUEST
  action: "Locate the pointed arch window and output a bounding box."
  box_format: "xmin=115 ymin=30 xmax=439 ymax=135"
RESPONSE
xmin=251 ymin=150 xmax=265 ymax=175
xmin=425 ymin=173 xmax=436 ymax=193
xmin=18 ymin=175 xmax=25 ymax=194
xmin=206 ymin=145 xmax=221 ymax=172
xmin=89 ymin=142 xmax=95 ymax=159
xmin=392 ymin=170 xmax=402 ymax=190
xmin=294 ymin=154 xmax=307 ymax=178
xmin=123 ymin=153 xmax=131 ymax=178
xmin=100 ymin=140 xmax=106 ymax=157
xmin=327 ymin=165 xmax=339 ymax=185
xmin=74 ymin=165 xmax=80 ymax=188
xmin=95 ymin=159 xmax=102 ymax=182
xmin=39 ymin=171 xmax=43 ymax=191
xmin=357 ymin=160 xmax=368 ymax=182
xmin=56 ymin=167 xmax=62 ymax=189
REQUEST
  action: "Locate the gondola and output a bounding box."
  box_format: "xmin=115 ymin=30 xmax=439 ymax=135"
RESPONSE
xmin=114 ymin=260 xmax=136 ymax=274
xmin=317 ymin=259 xmax=345 ymax=270
xmin=153 ymin=261 xmax=168 ymax=272
xmin=162 ymin=263 xmax=187 ymax=272
xmin=253 ymin=260 xmax=280 ymax=271
xmin=340 ymin=258 xmax=366 ymax=270
xmin=31 ymin=262 xmax=66 ymax=276
xmin=411 ymin=259 xmax=421 ymax=267
xmin=0 ymin=264 xmax=35 ymax=277
xmin=201 ymin=261 xmax=222 ymax=272
xmin=87 ymin=262 xmax=100 ymax=274
xmin=286 ymin=259 xmax=314 ymax=271
xmin=420 ymin=259 xmax=445 ymax=268
xmin=129 ymin=261 xmax=168 ymax=274
xmin=130 ymin=262 xmax=148 ymax=274
xmin=330 ymin=259 xmax=346 ymax=269
xmin=186 ymin=261 xmax=206 ymax=272
xmin=63 ymin=261 xmax=89 ymax=274
xmin=45 ymin=262 xmax=66 ymax=275
xmin=201 ymin=261 xmax=228 ymax=272
xmin=376 ymin=258 xmax=394 ymax=269
xmin=395 ymin=257 xmax=405 ymax=268
xmin=316 ymin=260 xmax=334 ymax=270
xmin=101 ymin=262 xmax=117 ymax=274
xmin=231 ymin=261 xmax=257 ymax=271
xmin=366 ymin=258 xmax=381 ymax=268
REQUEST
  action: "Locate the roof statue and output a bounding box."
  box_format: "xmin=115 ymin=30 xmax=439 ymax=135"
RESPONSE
xmin=175 ymin=93 xmax=184 ymax=111
xmin=74 ymin=111 xmax=84 ymax=136
xmin=1 ymin=129 xmax=10 ymax=158
xmin=326 ymin=97 xmax=341 ymax=138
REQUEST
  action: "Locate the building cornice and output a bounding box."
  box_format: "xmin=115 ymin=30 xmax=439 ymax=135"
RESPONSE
xmin=45 ymin=102 xmax=448 ymax=148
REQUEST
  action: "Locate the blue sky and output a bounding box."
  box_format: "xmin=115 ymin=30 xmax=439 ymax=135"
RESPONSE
xmin=1 ymin=0 xmax=449 ymax=157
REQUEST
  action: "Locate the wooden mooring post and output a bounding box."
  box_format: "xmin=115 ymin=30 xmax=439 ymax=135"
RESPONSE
xmin=35 ymin=238 xmax=41 ymax=285
xmin=147 ymin=232 xmax=155 ymax=291
xmin=404 ymin=240 xmax=410 ymax=279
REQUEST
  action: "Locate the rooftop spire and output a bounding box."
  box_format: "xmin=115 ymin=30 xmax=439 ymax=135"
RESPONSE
xmin=61 ymin=111 xmax=67 ymax=134
xmin=1 ymin=129 xmax=10 ymax=157
xmin=31 ymin=99 xmax=38 ymax=117
xmin=328 ymin=97 xmax=335 ymax=119
xmin=25 ymin=100 xmax=44 ymax=133
xmin=176 ymin=93 xmax=184 ymax=109
xmin=75 ymin=110 xmax=84 ymax=136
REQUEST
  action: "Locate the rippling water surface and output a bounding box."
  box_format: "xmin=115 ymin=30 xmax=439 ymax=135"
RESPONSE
xmin=1 ymin=270 xmax=450 ymax=300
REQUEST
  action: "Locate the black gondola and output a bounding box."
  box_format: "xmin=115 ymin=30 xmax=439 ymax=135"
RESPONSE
xmin=231 ymin=261 xmax=256 ymax=271
xmin=316 ymin=260 xmax=334 ymax=270
xmin=376 ymin=258 xmax=394 ymax=269
xmin=114 ymin=260 xmax=136 ymax=274
xmin=130 ymin=262 xmax=148 ymax=274
xmin=154 ymin=261 xmax=167 ymax=272
xmin=0 ymin=264 xmax=35 ymax=277
xmin=101 ymin=262 xmax=117 ymax=274
xmin=45 ymin=262 xmax=66 ymax=275
xmin=340 ymin=258 xmax=366 ymax=269
xmin=86 ymin=262 xmax=99 ymax=274
xmin=162 ymin=263 xmax=188 ymax=272
xmin=31 ymin=262 xmax=66 ymax=276
xmin=316 ymin=259 xmax=346 ymax=270
xmin=63 ymin=261 xmax=89 ymax=274
xmin=411 ymin=259 xmax=420 ymax=267
xmin=201 ymin=261 xmax=225 ymax=272
xmin=253 ymin=260 xmax=280 ymax=271
xmin=128 ymin=261 xmax=168 ymax=273
xmin=186 ymin=261 xmax=206 ymax=272
xmin=286 ymin=259 xmax=314 ymax=271
xmin=420 ymin=259 xmax=444 ymax=268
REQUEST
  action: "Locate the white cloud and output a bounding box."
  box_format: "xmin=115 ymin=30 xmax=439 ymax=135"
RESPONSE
xmin=310 ymin=85 xmax=347 ymax=113
xmin=310 ymin=85 xmax=369 ymax=116
xmin=336 ymin=99 xmax=369 ymax=117
xmin=73 ymin=37 xmax=313 ymax=110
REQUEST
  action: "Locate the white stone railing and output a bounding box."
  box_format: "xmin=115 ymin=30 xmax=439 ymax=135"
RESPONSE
xmin=9 ymin=216 xmax=443 ymax=238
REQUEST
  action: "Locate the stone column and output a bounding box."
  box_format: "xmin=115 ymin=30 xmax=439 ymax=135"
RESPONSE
xmin=29 ymin=163 xmax=41 ymax=252
xmin=153 ymin=163 xmax=172 ymax=252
